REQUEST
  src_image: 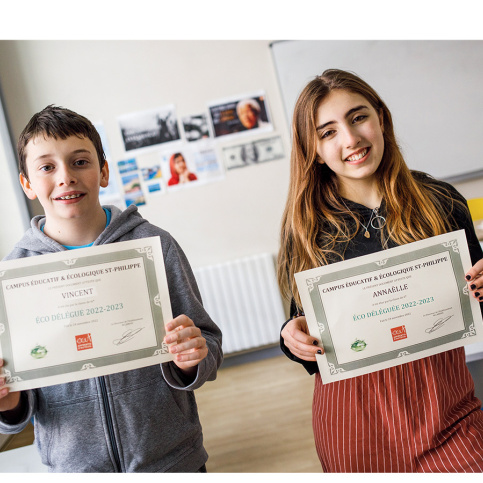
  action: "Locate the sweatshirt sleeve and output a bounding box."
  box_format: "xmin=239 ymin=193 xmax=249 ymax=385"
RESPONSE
xmin=160 ymin=236 xmax=223 ymax=390
xmin=444 ymin=184 xmax=483 ymax=317
xmin=0 ymin=390 xmax=36 ymax=434
xmin=279 ymin=298 xmax=319 ymax=375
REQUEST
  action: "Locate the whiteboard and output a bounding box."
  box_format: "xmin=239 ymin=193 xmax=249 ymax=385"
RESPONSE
xmin=270 ymin=40 xmax=483 ymax=182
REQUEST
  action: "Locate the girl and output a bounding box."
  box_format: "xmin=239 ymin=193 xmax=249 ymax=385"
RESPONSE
xmin=277 ymin=69 xmax=483 ymax=472
xmin=167 ymin=152 xmax=198 ymax=186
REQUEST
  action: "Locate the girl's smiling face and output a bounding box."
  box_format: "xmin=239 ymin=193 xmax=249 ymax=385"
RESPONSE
xmin=173 ymin=154 xmax=187 ymax=174
xmin=315 ymin=89 xmax=385 ymax=194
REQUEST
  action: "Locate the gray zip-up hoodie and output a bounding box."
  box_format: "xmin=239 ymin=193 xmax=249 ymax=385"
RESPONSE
xmin=0 ymin=205 xmax=223 ymax=472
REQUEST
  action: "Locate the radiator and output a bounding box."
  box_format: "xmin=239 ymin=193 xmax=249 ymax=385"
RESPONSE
xmin=193 ymin=253 xmax=286 ymax=354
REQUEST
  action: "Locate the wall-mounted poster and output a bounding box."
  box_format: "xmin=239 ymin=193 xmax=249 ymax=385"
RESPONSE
xmin=141 ymin=165 xmax=163 ymax=196
xmin=191 ymin=145 xmax=224 ymax=183
xmin=121 ymin=172 xmax=146 ymax=207
xmin=93 ymin=121 xmax=112 ymax=160
xmin=117 ymin=158 xmax=146 ymax=207
xmin=182 ymin=113 xmax=211 ymax=142
xmin=118 ymin=105 xmax=181 ymax=153
xmin=164 ymin=151 xmax=199 ymax=187
xmin=208 ymin=91 xmax=272 ymax=139
xmin=161 ymin=143 xmax=224 ymax=190
xmin=118 ymin=158 xmax=138 ymax=174
xmin=94 ymin=121 xmax=124 ymax=209
xmin=222 ymin=136 xmax=285 ymax=170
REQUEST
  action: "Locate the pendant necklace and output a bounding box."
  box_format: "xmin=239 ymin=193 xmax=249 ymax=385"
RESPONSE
xmin=361 ymin=209 xmax=376 ymax=238
xmin=341 ymin=200 xmax=387 ymax=239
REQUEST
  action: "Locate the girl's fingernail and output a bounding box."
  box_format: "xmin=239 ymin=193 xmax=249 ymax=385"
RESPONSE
xmin=317 ymin=350 xmax=322 ymax=354
xmin=313 ymin=340 xmax=319 ymax=346
xmin=475 ymin=292 xmax=480 ymax=297
xmin=466 ymin=274 xmax=472 ymax=281
xmin=471 ymin=284 xmax=477 ymax=290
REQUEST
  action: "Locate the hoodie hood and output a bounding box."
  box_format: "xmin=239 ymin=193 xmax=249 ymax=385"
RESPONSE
xmin=3 ymin=205 xmax=149 ymax=260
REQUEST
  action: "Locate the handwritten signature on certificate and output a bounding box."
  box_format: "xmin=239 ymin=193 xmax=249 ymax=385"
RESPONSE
xmin=113 ymin=328 xmax=145 ymax=345
xmin=425 ymin=315 xmax=454 ymax=334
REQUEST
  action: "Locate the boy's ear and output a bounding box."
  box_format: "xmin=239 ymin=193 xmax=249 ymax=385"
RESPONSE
xmin=100 ymin=161 xmax=109 ymax=188
xmin=19 ymin=173 xmax=38 ymax=200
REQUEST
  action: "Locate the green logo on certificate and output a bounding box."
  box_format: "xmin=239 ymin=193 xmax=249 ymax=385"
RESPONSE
xmin=30 ymin=345 xmax=48 ymax=359
xmin=350 ymin=339 xmax=367 ymax=352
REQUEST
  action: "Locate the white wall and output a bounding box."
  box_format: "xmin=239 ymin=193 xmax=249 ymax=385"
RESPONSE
xmin=0 ymin=40 xmax=481 ymax=269
xmin=0 ymin=40 xmax=290 ymax=268
xmin=0 ymin=92 xmax=30 ymax=258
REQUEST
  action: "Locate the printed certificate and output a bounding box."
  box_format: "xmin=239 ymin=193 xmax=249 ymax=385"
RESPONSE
xmin=0 ymin=237 xmax=173 ymax=391
xmin=295 ymin=230 xmax=483 ymax=383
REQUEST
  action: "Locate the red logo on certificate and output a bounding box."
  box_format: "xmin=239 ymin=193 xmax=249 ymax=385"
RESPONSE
xmin=76 ymin=333 xmax=93 ymax=351
xmin=391 ymin=325 xmax=407 ymax=342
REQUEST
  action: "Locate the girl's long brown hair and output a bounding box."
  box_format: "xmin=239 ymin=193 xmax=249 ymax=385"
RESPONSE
xmin=278 ymin=69 xmax=461 ymax=309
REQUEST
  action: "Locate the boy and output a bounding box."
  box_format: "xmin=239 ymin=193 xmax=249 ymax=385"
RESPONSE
xmin=0 ymin=105 xmax=223 ymax=472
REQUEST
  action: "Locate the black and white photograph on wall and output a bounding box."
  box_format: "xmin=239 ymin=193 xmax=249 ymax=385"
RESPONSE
xmin=182 ymin=113 xmax=211 ymax=142
xmin=222 ymin=135 xmax=285 ymax=170
xmin=118 ymin=105 xmax=181 ymax=153
xmin=208 ymin=91 xmax=272 ymax=138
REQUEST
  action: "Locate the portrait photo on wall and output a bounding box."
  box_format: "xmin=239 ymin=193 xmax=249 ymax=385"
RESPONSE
xmin=118 ymin=105 xmax=181 ymax=153
xmin=222 ymin=135 xmax=285 ymax=170
xmin=207 ymin=91 xmax=273 ymax=138
xmin=161 ymin=144 xmax=224 ymax=190
xmin=162 ymin=151 xmax=199 ymax=188
xmin=182 ymin=113 xmax=212 ymax=142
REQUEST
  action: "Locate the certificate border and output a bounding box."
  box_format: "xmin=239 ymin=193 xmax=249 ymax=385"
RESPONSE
xmin=306 ymin=237 xmax=477 ymax=376
xmin=0 ymin=244 xmax=169 ymax=385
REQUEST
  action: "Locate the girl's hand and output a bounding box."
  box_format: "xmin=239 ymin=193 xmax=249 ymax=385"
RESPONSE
xmin=281 ymin=315 xmax=324 ymax=361
xmin=164 ymin=315 xmax=208 ymax=375
xmin=0 ymin=359 xmax=20 ymax=413
xmin=466 ymin=259 xmax=483 ymax=302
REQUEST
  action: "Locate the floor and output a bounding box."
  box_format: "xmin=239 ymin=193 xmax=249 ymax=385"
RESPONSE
xmin=196 ymin=351 xmax=321 ymax=472
xmin=0 ymin=351 xmax=322 ymax=473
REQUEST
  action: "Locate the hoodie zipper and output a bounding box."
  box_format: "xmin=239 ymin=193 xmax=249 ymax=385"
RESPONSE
xmin=99 ymin=376 xmax=122 ymax=472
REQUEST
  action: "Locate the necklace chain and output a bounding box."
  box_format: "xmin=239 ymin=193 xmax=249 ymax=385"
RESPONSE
xmin=341 ymin=200 xmax=386 ymax=239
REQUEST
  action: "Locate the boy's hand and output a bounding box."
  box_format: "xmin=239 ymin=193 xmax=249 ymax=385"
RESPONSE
xmin=164 ymin=315 xmax=208 ymax=375
xmin=0 ymin=359 xmax=21 ymax=413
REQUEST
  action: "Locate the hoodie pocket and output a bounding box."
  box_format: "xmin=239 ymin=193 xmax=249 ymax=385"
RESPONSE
xmin=109 ymin=369 xmax=202 ymax=472
xmin=35 ymin=398 xmax=117 ymax=472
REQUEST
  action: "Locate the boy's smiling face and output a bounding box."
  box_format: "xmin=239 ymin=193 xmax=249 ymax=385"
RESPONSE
xmin=20 ymin=135 xmax=109 ymax=227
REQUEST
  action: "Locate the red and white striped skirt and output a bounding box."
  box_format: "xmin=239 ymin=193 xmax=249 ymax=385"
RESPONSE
xmin=312 ymin=348 xmax=483 ymax=472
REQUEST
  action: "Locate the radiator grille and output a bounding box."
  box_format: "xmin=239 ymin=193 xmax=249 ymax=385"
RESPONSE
xmin=193 ymin=253 xmax=286 ymax=354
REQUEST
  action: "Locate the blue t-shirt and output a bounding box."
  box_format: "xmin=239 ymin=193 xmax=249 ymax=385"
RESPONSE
xmin=41 ymin=207 xmax=111 ymax=250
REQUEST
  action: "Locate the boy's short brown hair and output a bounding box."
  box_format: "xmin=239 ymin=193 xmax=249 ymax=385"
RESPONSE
xmin=17 ymin=105 xmax=106 ymax=179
